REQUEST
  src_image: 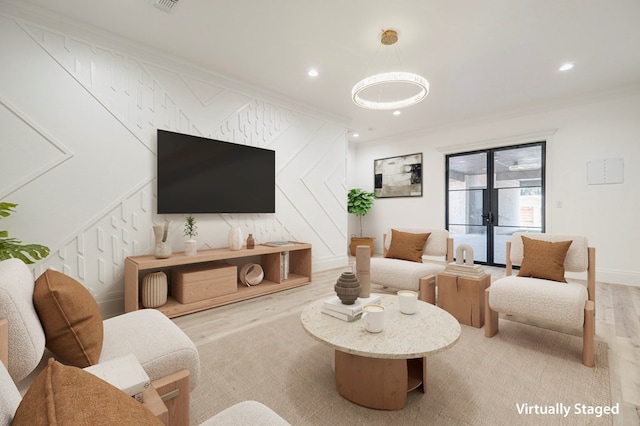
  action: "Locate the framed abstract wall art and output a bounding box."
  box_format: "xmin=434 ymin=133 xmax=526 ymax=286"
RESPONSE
xmin=374 ymin=153 xmax=422 ymax=198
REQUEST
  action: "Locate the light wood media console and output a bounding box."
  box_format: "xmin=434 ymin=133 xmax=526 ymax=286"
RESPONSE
xmin=124 ymin=242 xmax=312 ymax=318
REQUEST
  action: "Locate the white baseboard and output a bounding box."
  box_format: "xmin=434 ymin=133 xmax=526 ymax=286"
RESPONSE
xmin=312 ymin=254 xmax=349 ymax=273
xmin=98 ymin=292 xmax=126 ymax=319
xmin=595 ymin=268 xmax=640 ymax=287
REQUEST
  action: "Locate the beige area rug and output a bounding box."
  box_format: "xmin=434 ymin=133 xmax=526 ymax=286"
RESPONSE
xmin=191 ymin=311 xmax=611 ymax=425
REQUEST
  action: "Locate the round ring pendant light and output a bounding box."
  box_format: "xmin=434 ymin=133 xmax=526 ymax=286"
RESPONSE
xmin=351 ymin=30 xmax=429 ymax=110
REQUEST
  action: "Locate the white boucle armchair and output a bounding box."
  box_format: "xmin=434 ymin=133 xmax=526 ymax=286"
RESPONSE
xmin=0 ymin=318 xmax=289 ymax=426
xmin=0 ymin=258 xmax=201 ymax=425
xmin=485 ymin=233 xmax=596 ymax=367
xmin=369 ymin=228 xmax=453 ymax=303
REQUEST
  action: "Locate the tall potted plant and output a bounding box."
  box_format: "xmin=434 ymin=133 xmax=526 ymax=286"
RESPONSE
xmin=0 ymin=202 xmax=50 ymax=264
xmin=347 ymin=188 xmax=375 ymax=256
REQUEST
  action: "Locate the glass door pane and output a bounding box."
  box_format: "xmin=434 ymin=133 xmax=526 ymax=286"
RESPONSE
xmin=446 ymin=142 xmax=545 ymax=266
xmin=492 ymin=145 xmax=544 ymax=263
xmin=447 ymin=152 xmax=488 ymax=262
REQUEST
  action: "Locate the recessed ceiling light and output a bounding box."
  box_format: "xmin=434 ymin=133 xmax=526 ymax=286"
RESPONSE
xmin=308 ymin=69 xmax=319 ymax=77
xmin=559 ymin=63 xmax=574 ymax=71
xmin=392 ymin=110 xmax=401 ymax=116
xmin=352 ymin=133 xmax=360 ymax=138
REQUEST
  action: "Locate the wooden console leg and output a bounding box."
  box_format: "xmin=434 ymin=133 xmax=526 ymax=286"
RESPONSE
xmin=419 ymin=275 xmax=436 ymax=304
xmin=484 ymin=288 xmax=498 ymax=337
xmin=583 ymin=300 xmax=595 ymax=367
xmin=151 ymin=370 xmax=190 ymax=426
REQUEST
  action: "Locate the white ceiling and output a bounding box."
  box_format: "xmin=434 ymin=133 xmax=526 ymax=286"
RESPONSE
xmin=7 ymin=0 xmax=640 ymax=143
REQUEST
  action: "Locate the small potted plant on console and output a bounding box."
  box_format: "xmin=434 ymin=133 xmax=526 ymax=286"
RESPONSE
xmin=183 ymin=214 xmax=198 ymax=256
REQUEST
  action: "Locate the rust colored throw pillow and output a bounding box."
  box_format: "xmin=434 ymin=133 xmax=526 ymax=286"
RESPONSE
xmin=33 ymin=269 xmax=103 ymax=368
xmin=13 ymin=358 xmax=163 ymax=426
xmin=518 ymin=236 xmax=572 ymax=282
xmin=385 ymin=229 xmax=431 ymax=263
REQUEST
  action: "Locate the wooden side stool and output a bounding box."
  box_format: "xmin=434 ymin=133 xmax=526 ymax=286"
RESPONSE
xmin=437 ymin=272 xmax=491 ymax=327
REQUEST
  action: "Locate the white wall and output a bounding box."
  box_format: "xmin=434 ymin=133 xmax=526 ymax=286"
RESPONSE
xmin=350 ymin=88 xmax=640 ymax=286
xmin=0 ymin=9 xmax=349 ymax=316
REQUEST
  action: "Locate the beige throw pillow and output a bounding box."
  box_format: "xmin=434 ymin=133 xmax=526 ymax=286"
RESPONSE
xmin=33 ymin=269 xmax=104 ymax=368
xmin=517 ymin=236 xmax=572 ymax=282
xmin=385 ymin=229 xmax=430 ymax=263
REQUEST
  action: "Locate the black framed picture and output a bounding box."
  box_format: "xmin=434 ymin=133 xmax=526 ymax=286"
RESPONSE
xmin=374 ymin=153 xmax=422 ymax=198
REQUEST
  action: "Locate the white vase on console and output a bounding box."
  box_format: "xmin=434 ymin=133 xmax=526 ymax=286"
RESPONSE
xmin=228 ymin=226 xmax=244 ymax=250
xmin=184 ymin=239 xmax=197 ymax=256
xmin=153 ymin=221 xmax=173 ymax=259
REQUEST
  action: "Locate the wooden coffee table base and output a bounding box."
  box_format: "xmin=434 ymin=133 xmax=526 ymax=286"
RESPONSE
xmin=334 ymin=350 xmax=426 ymax=410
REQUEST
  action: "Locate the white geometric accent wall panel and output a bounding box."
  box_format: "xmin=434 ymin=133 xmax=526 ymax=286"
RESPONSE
xmin=0 ymin=11 xmax=348 ymax=317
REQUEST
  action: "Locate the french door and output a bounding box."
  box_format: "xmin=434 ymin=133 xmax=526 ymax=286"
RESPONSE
xmin=446 ymin=142 xmax=545 ymax=266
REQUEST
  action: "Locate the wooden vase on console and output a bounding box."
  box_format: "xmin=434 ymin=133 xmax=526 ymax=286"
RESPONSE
xmin=355 ymin=245 xmax=371 ymax=297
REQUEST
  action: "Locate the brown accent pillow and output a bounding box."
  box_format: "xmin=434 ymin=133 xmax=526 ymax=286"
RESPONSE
xmin=13 ymin=358 xmax=162 ymax=426
xmin=384 ymin=229 xmax=431 ymax=263
xmin=33 ymin=269 xmax=103 ymax=368
xmin=518 ymin=236 xmax=572 ymax=282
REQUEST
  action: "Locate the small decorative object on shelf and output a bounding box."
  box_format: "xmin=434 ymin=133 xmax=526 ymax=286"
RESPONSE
xmin=281 ymin=251 xmax=289 ymax=280
xmin=228 ymin=226 xmax=244 ymax=251
xmin=141 ymin=271 xmax=168 ymax=308
xmin=265 ymin=241 xmax=294 ymax=247
xmin=334 ymin=272 xmax=361 ymax=305
xmin=246 ymin=233 xmax=255 ymax=249
xmin=153 ymin=220 xmax=173 ymax=259
xmin=183 ymin=214 xmax=198 ymax=256
xmin=239 ymin=263 xmax=264 ymax=286
xmin=443 ymin=243 xmax=486 ymax=278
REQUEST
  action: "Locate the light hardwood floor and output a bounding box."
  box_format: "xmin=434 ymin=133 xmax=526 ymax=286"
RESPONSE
xmin=173 ymin=264 xmax=640 ymax=425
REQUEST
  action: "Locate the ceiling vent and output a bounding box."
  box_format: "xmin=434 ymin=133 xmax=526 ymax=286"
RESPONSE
xmin=154 ymin=0 xmax=179 ymax=12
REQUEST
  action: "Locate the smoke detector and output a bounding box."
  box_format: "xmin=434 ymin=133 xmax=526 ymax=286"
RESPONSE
xmin=154 ymin=0 xmax=179 ymax=12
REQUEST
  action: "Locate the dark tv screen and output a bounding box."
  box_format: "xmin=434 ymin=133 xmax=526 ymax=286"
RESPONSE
xmin=157 ymin=130 xmax=276 ymax=214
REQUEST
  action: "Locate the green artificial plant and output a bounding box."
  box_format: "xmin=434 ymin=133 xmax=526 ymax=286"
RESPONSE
xmin=0 ymin=202 xmax=50 ymax=264
xmin=347 ymin=188 xmax=376 ymax=237
xmin=183 ymin=214 xmax=198 ymax=239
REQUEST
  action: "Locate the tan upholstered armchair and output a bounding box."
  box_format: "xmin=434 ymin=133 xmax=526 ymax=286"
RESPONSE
xmin=485 ymin=233 xmax=595 ymax=367
xmin=370 ymin=228 xmax=453 ymax=303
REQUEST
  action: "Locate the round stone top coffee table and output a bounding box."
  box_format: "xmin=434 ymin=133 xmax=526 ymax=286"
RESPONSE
xmin=300 ymin=294 xmax=461 ymax=410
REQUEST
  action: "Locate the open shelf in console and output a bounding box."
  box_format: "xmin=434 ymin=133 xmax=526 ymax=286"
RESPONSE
xmin=124 ymin=242 xmax=312 ymax=318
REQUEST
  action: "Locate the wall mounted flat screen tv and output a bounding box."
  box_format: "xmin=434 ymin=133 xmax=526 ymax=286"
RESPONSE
xmin=157 ymin=130 xmax=276 ymax=214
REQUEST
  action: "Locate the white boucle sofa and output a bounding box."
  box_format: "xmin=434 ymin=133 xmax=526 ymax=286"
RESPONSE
xmin=485 ymin=233 xmax=596 ymax=367
xmin=369 ymin=228 xmax=453 ymax=303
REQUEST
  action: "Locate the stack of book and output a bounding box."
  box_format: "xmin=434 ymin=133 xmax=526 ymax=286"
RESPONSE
xmin=443 ymin=262 xmax=486 ymax=278
xmin=321 ymin=294 xmax=381 ymax=322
